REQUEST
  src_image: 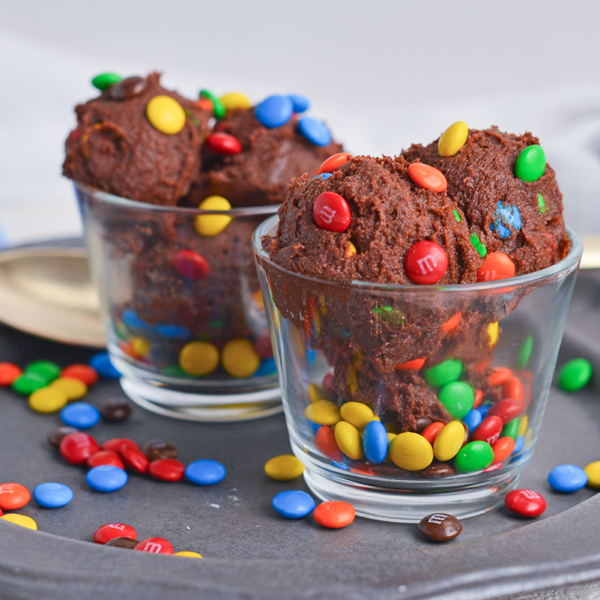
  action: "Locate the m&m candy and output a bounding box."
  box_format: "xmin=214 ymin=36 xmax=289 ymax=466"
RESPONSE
xmin=313 ymin=192 xmax=351 ymax=232
xmin=148 ymin=459 xmax=185 ymax=482
xmin=298 ymin=117 xmax=332 ymax=146
xmin=476 ymin=252 xmax=516 ymax=282
xmin=0 ymin=483 xmax=31 ymax=510
xmin=313 ymin=501 xmax=355 ymax=529
xmin=28 ymin=388 xmax=68 ymax=414
xmin=61 ymin=402 xmax=101 ymax=429
xmin=61 ymin=364 xmax=98 ymax=386
xmin=505 ymin=489 xmax=546 ymax=517
xmin=287 ymin=94 xmax=310 ymax=113
xmin=121 ymin=445 xmax=149 ymax=474
xmin=199 ymin=90 xmax=225 ymax=119
xmin=60 ymin=433 xmax=100 ymax=465
xmin=515 ymin=145 xmax=546 ymax=182
xmin=221 ymin=338 xmax=260 ymax=378
xmin=146 ymin=95 xmax=186 ymax=135
xmin=404 ymin=240 xmax=448 ymax=284
xmin=317 ymin=153 xmax=352 ymax=175
xmin=87 ymin=450 xmax=125 ymax=470
xmin=408 ymin=163 xmax=447 ymax=192
xmin=172 ymin=250 xmax=210 ymax=280
xmin=558 ymin=358 xmax=593 ymax=392
xmin=272 ymin=490 xmax=316 ymax=519
xmin=205 ymin=132 xmax=242 ymax=155
xmin=0 ymin=363 xmax=22 ymax=386
xmin=1 ymin=514 xmax=37 ymax=530
xmin=179 ymin=341 xmax=219 ymax=376
xmin=264 ymin=455 xmax=304 ymax=481
xmin=255 ymin=95 xmax=293 ymax=128
xmin=362 ymin=420 xmax=389 ymax=464
xmin=32 ymin=483 xmax=73 ymax=509
xmin=91 ymin=72 xmax=122 ymax=91
xmin=134 ymin=537 xmax=174 ymax=554
xmin=89 ymin=353 xmax=120 ymax=379
xmin=94 ymin=522 xmax=137 ymax=544
xmin=438 ymin=121 xmax=469 ymax=157
xmin=220 ymin=91 xmax=251 ymax=113
xmin=548 ymin=464 xmax=587 ymax=492
xmin=86 ymin=465 xmax=128 ymax=493
xmin=185 ymin=459 xmax=226 ymax=486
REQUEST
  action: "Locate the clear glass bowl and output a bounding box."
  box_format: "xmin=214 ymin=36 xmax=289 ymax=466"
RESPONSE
xmin=254 ymin=215 xmax=582 ymax=521
xmin=75 ymin=181 xmax=281 ymax=422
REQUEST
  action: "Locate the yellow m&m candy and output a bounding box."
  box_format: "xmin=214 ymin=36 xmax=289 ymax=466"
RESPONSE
xmin=433 ymin=421 xmax=465 ymax=461
xmin=487 ymin=322 xmax=499 ymax=346
xmin=584 ymin=461 xmax=600 ymax=489
xmin=389 ymin=432 xmax=433 ymax=471
xmin=132 ymin=337 xmax=151 ymax=358
xmin=308 ymin=383 xmax=331 ymax=403
xmin=221 ymin=338 xmax=260 ymax=378
xmin=179 ymin=341 xmax=220 ymax=376
xmin=146 ymin=95 xmax=186 ymax=135
xmin=50 ymin=377 xmax=88 ymax=401
xmin=1 ymin=513 xmax=37 ymax=530
xmin=438 ymin=121 xmax=469 ymax=157
xmin=304 ymin=399 xmax=341 ymax=426
xmin=264 ymin=454 xmax=304 ymax=481
xmin=220 ymin=91 xmax=252 ymax=113
xmin=340 ymin=402 xmax=375 ymax=431
xmin=334 ymin=421 xmax=363 ymax=460
xmin=194 ymin=196 xmax=232 ymax=237
xmin=174 ymin=551 xmax=203 ymax=558
xmin=28 ymin=387 xmax=68 ymax=414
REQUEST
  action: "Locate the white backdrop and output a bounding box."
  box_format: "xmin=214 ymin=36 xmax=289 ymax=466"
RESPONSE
xmin=1 ymin=0 xmax=600 ymax=245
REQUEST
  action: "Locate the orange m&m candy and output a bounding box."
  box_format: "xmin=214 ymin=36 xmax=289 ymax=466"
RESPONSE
xmin=408 ymin=163 xmax=447 ymax=193
xmin=421 ymin=422 xmax=445 ymax=445
xmin=313 ymin=501 xmax=355 ymax=529
xmin=488 ymin=367 xmax=513 ymax=387
xmin=61 ymin=364 xmax=99 ymax=386
xmin=395 ymin=357 xmax=426 ymax=371
xmin=503 ymin=376 xmax=523 ymax=402
xmin=317 ymin=153 xmax=352 ymax=175
xmin=477 ymin=252 xmax=515 ymax=282
xmin=0 ymin=483 xmax=31 ymax=510
xmin=441 ymin=312 xmax=462 ymax=332
xmin=492 ymin=437 xmax=516 ymax=463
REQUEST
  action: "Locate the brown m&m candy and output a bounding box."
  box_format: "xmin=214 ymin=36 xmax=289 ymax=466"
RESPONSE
xmin=99 ymin=398 xmax=132 ymax=422
xmin=48 ymin=426 xmax=78 ymax=447
xmin=419 ymin=462 xmax=455 ymax=479
xmin=418 ymin=513 xmax=462 ymax=542
xmin=142 ymin=439 xmax=178 ymax=461
xmin=105 ymin=537 xmax=139 ymax=550
xmin=108 ymin=76 xmax=147 ymax=100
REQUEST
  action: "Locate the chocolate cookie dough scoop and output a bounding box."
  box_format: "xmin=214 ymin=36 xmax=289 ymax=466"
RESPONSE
xmin=182 ymin=93 xmax=343 ymax=208
xmin=63 ymin=72 xmax=211 ymax=206
xmin=403 ymin=125 xmax=570 ymax=276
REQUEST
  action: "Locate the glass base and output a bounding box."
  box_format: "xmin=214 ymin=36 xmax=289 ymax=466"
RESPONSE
xmin=302 ymin=461 xmax=520 ymax=524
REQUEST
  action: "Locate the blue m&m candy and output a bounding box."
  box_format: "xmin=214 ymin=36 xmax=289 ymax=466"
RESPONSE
xmin=255 ymin=95 xmax=293 ymax=128
xmin=155 ymin=324 xmax=190 ymax=340
xmin=512 ymin=435 xmax=525 ymax=455
xmin=490 ymin=201 xmax=522 ymax=239
xmin=313 ymin=173 xmax=333 ymax=181
xmin=298 ymin=117 xmax=332 ymax=147
xmin=61 ymin=402 xmax=101 ymax=429
xmin=86 ymin=465 xmax=128 ymax=492
xmin=33 ymin=482 xmax=73 ymax=508
xmin=476 ymin=404 xmax=492 ymax=419
xmin=253 ymin=357 xmax=277 ymax=377
xmin=185 ymin=459 xmax=226 ymax=486
xmin=362 ymin=420 xmax=388 ymax=464
xmin=272 ymin=490 xmax=316 ymax=519
xmin=548 ymin=464 xmax=587 ymax=492
xmin=287 ymin=94 xmax=310 ymax=114
xmin=121 ymin=310 xmax=149 ymax=331
xmin=463 ymin=409 xmax=483 ymax=432
xmin=89 ymin=352 xmax=121 ymax=379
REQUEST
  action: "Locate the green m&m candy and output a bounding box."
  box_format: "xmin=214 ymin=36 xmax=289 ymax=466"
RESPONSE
xmin=12 ymin=372 xmax=47 ymax=395
xmin=558 ymin=358 xmax=593 ymax=392
xmin=517 ymin=335 xmax=533 ymax=369
xmin=26 ymin=360 xmax=61 ymax=383
xmin=438 ymin=381 xmax=474 ymax=419
xmin=515 ymin=145 xmax=546 ymax=182
xmin=455 ymin=441 xmax=494 ymax=473
xmin=91 ymin=72 xmax=123 ymax=91
xmin=502 ymin=418 xmax=520 ymax=440
xmin=424 ymin=359 xmax=462 ymax=387
xmin=199 ymin=90 xmax=226 ymax=120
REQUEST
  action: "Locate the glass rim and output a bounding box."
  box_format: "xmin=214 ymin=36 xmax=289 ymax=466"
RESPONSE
xmin=73 ymin=180 xmax=280 ymax=217
xmin=253 ymin=214 xmax=583 ymax=293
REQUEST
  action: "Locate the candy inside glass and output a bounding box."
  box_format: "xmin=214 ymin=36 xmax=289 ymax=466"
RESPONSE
xmin=254 ymin=215 xmax=582 ymax=522
xmin=75 ymin=182 xmax=280 ymax=422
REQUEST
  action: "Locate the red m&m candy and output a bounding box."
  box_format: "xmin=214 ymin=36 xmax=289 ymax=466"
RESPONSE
xmin=134 ymin=537 xmax=174 ymax=554
xmin=503 ymin=377 xmax=523 ymax=402
xmin=121 ymin=445 xmax=149 ymax=474
xmin=94 ymin=522 xmax=137 ymax=544
xmin=60 ymin=433 xmax=100 ymax=465
xmin=405 ymin=241 xmax=448 ymax=284
xmin=408 ymin=163 xmax=447 ymax=192
xmin=505 ymin=489 xmax=546 ymax=517
xmin=0 ymin=363 xmax=23 ymax=386
xmin=492 ymin=436 xmax=516 ymax=463
xmin=487 ymin=399 xmax=523 ymax=424
xmin=315 ymin=426 xmax=343 ymax=462
xmin=101 ymin=438 xmax=139 ymax=453
xmin=173 ymin=250 xmax=210 ymax=280
xmin=472 ymin=416 xmax=503 ymax=446
xmin=477 ymin=252 xmax=515 ymax=282
xmin=205 ymin=132 xmax=242 ymax=155
xmin=87 ymin=450 xmax=125 ymax=470
xmin=148 ymin=458 xmax=185 ymax=482
xmin=61 ymin=364 xmax=99 ymax=386
xmin=316 ymin=153 xmax=352 ymax=175
xmin=313 ymin=192 xmax=351 ymax=232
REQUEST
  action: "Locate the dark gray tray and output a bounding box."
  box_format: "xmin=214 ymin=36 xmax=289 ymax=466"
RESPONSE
xmin=0 ymin=266 xmax=599 ymax=600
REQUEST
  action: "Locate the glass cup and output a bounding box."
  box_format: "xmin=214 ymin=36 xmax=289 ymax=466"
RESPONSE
xmin=254 ymin=215 xmax=582 ymax=522
xmin=75 ymin=181 xmax=280 ymax=422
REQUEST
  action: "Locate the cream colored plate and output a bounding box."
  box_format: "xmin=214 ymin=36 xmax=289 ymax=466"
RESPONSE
xmin=0 ymin=237 xmax=598 ymax=349
xmin=0 ymin=246 xmax=105 ymax=347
